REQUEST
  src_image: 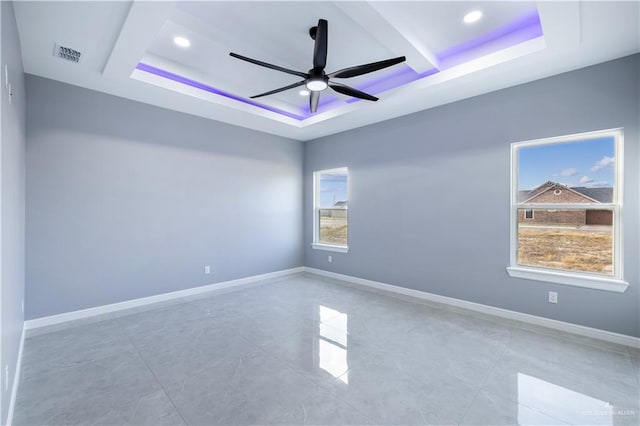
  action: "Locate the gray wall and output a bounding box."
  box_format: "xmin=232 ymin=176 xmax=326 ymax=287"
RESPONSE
xmin=22 ymin=52 xmax=640 ymax=339
xmin=25 ymin=76 xmax=303 ymax=320
xmin=304 ymin=54 xmax=640 ymax=337
xmin=1 ymin=0 xmax=26 ymax=423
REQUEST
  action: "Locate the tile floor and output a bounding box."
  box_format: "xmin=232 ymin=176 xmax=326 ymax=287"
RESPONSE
xmin=14 ymin=274 xmax=640 ymax=425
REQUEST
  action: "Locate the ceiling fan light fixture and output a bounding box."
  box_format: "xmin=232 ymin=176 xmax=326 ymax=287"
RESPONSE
xmin=463 ymin=10 xmax=483 ymax=24
xmin=173 ymin=36 xmax=191 ymax=48
xmin=229 ymin=18 xmax=406 ymax=113
xmin=306 ymin=79 xmax=328 ymax=91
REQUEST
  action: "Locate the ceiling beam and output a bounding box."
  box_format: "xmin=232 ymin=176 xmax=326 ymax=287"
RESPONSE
xmin=102 ymin=1 xmax=176 ymax=79
xmin=333 ymin=1 xmax=439 ymax=73
xmin=536 ymin=1 xmax=581 ymax=51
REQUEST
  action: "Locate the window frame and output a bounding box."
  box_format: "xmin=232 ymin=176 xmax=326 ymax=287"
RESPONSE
xmin=312 ymin=167 xmax=349 ymax=253
xmin=506 ymin=128 xmax=628 ymax=293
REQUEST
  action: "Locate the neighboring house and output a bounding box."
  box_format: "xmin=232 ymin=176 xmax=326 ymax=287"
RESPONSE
xmin=518 ymin=181 xmax=613 ymax=226
xmin=320 ymin=200 xmax=348 ymax=218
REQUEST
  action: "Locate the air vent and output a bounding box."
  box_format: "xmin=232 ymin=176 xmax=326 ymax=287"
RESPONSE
xmin=54 ymin=44 xmax=82 ymax=63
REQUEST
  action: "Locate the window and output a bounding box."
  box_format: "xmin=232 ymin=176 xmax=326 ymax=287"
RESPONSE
xmin=312 ymin=167 xmax=348 ymax=252
xmin=507 ymin=129 xmax=628 ymax=292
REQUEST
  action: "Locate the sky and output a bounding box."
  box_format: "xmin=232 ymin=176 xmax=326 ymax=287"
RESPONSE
xmin=319 ymin=173 xmax=348 ymax=208
xmin=518 ymin=136 xmax=615 ymax=190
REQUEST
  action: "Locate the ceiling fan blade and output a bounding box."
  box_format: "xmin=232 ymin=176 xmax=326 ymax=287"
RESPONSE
xmin=329 ymin=82 xmax=378 ymax=101
xmin=328 ymin=56 xmax=406 ymax=79
xmin=313 ymin=19 xmax=328 ymax=71
xmin=310 ymin=90 xmax=320 ymax=113
xmin=250 ymin=80 xmax=307 ymax=99
xmin=230 ymin=52 xmax=309 ymax=79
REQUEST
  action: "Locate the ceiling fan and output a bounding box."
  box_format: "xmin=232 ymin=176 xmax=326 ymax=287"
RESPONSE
xmin=230 ymin=19 xmax=406 ymax=113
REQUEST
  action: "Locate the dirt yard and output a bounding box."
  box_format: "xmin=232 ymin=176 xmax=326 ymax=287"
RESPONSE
xmin=518 ymin=228 xmax=613 ymax=274
xmin=320 ymin=217 xmax=347 ymax=245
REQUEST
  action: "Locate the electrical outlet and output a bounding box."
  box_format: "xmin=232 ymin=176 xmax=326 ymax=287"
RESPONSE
xmin=7 ymin=83 xmax=11 ymax=104
xmin=5 ymin=365 xmax=8 ymax=391
xmin=328 ymin=255 xmax=332 ymax=263
xmin=204 ymin=265 xmax=211 ymax=274
xmin=548 ymin=291 xmax=558 ymax=304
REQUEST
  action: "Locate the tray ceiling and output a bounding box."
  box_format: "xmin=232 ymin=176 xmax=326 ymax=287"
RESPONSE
xmin=14 ymin=1 xmax=640 ymax=141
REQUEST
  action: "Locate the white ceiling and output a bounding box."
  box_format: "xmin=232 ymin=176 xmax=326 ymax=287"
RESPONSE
xmin=13 ymin=1 xmax=640 ymax=141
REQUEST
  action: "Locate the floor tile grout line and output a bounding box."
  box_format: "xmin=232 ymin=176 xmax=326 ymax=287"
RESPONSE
xmin=24 ymin=273 xmax=634 ymax=357
xmin=457 ymin=388 xmax=481 ymax=426
xmin=318 ymin=378 xmax=380 ymax=426
xmin=15 ymin=275 xmax=639 ymax=425
xmin=268 ymin=367 xmax=381 ymax=426
xmin=17 ymin=331 xmax=138 ymax=383
xmin=322 ymin=275 xmax=634 ymax=355
xmin=120 ymin=309 xmax=279 ymax=403
xmin=513 ymin=322 xmax=632 ymax=356
xmin=457 ymin=338 xmax=511 ymax=425
xmin=177 ymin=288 xmax=629 ymax=374
xmin=222 ymin=309 xmax=382 ymax=425
xmin=125 ymin=332 xmax=191 ymax=426
xmin=629 ymin=347 xmax=640 ymax=387
xmin=127 ymin=313 xmax=377 ymax=426
xmin=468 ymin=335 xmax=576 ymax=426
xmin=24 ymin=275 xmax=297 ymax=338
xmin=119 ymin=304 xmax=267 ymax=394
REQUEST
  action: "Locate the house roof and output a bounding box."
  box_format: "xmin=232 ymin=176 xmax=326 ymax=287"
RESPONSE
xmin=518 ymin=181 xmax=613 ymax=203
xmin=570 ymin=187 xmax=614 ymax=203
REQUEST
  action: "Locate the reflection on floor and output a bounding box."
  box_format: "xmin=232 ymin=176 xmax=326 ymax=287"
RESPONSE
xmin=319 ymin=305 xmax=349 ymax=384
xmin=14 ymin=274 xmax=640 ymax=425
xmin=517 ymin=373 xmax=615 ymax=425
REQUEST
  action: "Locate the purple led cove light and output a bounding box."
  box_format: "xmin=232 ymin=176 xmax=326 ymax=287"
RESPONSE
xmin=136 ymin=9 xmax=543 ymax=119
xmin=341 ymin=10 xmax=541 ymax=105
xmin=135 ymin=63 xmax=307 ymax=120
xmin=344 ymin=65 xmax=438 ymax=104
xmin=437 ymin=9 xmax=543 ymax=69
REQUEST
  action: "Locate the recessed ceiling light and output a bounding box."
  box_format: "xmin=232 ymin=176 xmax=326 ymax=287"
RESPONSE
xmin=463 ymin=10 xmax=483 ymax=24
xmin=299 ymin=89 xmax=310 ymax=96
xmin=173 ymin=36 xmax=191 ymax=48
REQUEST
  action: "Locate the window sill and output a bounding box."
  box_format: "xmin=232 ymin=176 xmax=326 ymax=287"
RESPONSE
xmin=312 ymin=243 xmax=349 ymax=253
xmin=506 ymin=266 xmax=629 ymax=293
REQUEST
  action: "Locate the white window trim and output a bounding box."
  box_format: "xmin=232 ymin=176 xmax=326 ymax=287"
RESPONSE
xmin=312 ymin=167 xmax=349 ymax=253
xmin=311 ymin=242 xmax=348 ymax=253
xmin=524 ymin=209 xmax=534 ymax=220
xmin=507 ymin=128 xmax=628 ymax=293
xmin=506 ymin=266 xmax=629 ymax=292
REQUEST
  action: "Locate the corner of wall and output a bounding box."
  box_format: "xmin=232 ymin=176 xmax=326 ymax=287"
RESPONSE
xmin=1 ymin=0 xmax=27 ymax=424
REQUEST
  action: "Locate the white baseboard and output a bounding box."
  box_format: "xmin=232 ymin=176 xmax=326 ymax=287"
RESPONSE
xmin=304 ymin=267 xmax=640 ymax=348
xmin=21 ymin=265 xmax=639 ymax=348
xmin=6 ymin=325 xmax=25 ymax=426
xmin=24 ymin=267 xmax=304 ymax=330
